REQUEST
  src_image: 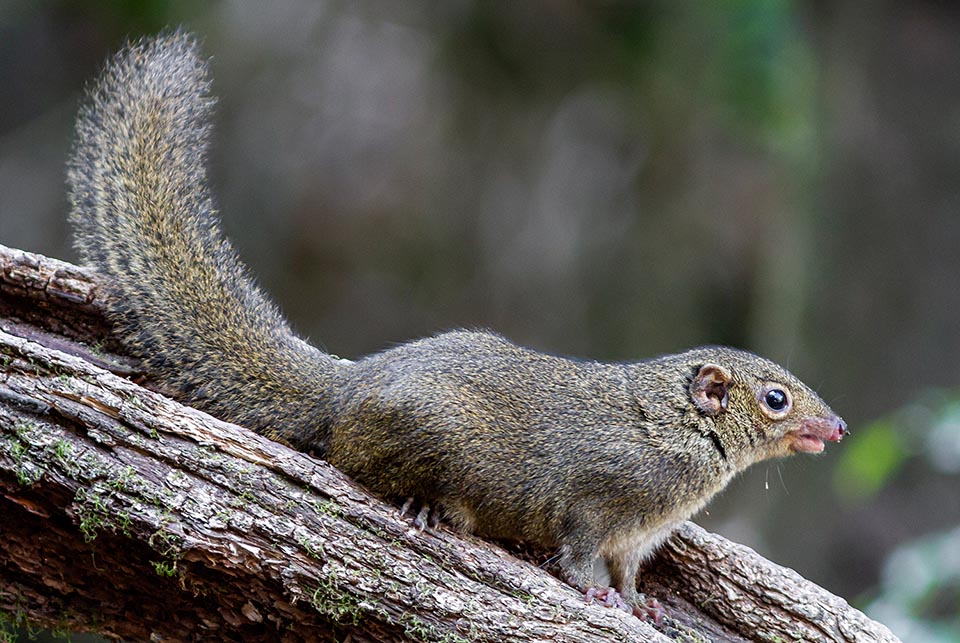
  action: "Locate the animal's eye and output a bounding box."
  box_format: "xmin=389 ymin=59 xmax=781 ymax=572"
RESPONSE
xmin=759 ymin=385 xmax=792 ymax=417
xmin=765 ymin=389 xmax=787 ymax=411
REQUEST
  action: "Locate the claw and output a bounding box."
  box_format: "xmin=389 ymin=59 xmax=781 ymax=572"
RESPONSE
xmin=398 ymin=497 xmax=415 ymax=517
xmin=583 ymin=587 xmax=666 ymax=624
xmin=633 ymin=595 xmax=664 ymax=625
xmin=414 ymin=505 xmax=431 ymax=531
xmin=398 ymin=497 xmax=438 ymax=532
xmin=583 ymin=586 xmax=631 ymax=614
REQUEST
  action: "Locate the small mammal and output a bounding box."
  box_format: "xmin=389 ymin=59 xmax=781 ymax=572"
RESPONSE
xmin=67 ymin=31 xmax=846 ymax=618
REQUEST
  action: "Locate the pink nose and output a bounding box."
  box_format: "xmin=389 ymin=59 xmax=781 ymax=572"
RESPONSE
xmin=835 ymin=418 xmax=849 ymax=439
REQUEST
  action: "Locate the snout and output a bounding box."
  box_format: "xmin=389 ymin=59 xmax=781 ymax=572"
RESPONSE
xmin=790 ymin=414 xmax=847 ymax=454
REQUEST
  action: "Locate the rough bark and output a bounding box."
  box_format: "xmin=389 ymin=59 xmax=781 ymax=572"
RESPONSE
xmin=0 ymin=244 xmax=901 ymax=643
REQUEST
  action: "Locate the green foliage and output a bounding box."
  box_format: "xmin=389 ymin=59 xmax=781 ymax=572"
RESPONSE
xmin=834 ymin=391 xmax=960 ymax=504
xmin=867 ymin=526 xmax=960 ymax=643
xmin=843 ymin=391 xmax=960 ymax=638
xmin=708 ymin=0 xmax=810 ymax=129
xmin=56 ymin=0 xmax=201 ymax=38
xmin=926 ymin=399 xmax=960 ymax=475
xmin=833 ymin=420 xmax=907 ymax=502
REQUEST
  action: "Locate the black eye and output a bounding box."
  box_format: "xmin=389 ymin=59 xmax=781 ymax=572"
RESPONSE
xmin=765 ymin=389 xmax=787 ymax=411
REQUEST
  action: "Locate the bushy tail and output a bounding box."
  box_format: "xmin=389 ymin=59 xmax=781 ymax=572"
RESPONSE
xmin=67 ymin=31 xmax=337 ymax=449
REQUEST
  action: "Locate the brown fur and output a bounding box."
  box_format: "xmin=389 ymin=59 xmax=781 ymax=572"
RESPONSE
xmin=67 ymin=32 xmax=845 ymax=611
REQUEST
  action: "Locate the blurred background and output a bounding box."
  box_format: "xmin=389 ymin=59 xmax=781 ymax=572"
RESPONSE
xmin=2 ymin=1 xmax=959 ymax=641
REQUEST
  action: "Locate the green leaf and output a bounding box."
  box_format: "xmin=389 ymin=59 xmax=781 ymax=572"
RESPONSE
xmin=833 ymin=420 xmax=907 ymax=503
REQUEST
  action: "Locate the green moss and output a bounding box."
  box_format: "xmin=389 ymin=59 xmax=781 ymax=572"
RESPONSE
xmin=107 ymin=465 xmax=138 ymax=493
xmin=298 ymin=534 xmax=326 ymax=560
xmin=47 ymin=439 xmax=81 ymax=478
xmin=4 ymin=421 xmax=45 ymax=486
xmin=314 ymin=499 xmax=342 ymax=518
xmin=9 ymin=441 xmax=25 ymax=460
xmin=0 ymin=614 xmax=16 ymax=643
xmin=147 ymin=529 xmax=184 ymax=581
xmin=398 ymin=613 xmax=470 ymax=643
xmin=74 ymin=480 xmax=138 ymax=542
xmin=53 ymin=439 xmax=71 ymax=461
xmin=116 ymin=511 xmax=132 ymax=536
xmin=149 ymin=528 xmax=184 ymax=558
xmin=511 ymin=590 xmax=535 ymax=604
xmin=15 ymin=466 xmax=39 ymax=487
xmin=152 ymin=560 xmax=178 ymax=577
xmin=13 ymin=420 xmax=32 ymax=440
xmin=0 ymin=600 xmax=39 ymax=643
xmin=307 ymin=567 xmax=365 ymax=626
xmin=75 ymin=490 xmax=106 ymax=543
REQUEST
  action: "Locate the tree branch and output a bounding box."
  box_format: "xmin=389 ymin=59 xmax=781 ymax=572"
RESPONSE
xmin=0 ymin=244 xmax=900 ymax=642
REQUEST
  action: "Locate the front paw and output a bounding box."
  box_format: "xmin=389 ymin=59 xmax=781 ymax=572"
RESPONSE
xmin=582 ymin=586 xmax=665 ymax=624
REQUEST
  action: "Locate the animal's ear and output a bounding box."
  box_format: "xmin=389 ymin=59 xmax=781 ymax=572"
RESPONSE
xmin=690 ymin=364 xmax=733 ymax=416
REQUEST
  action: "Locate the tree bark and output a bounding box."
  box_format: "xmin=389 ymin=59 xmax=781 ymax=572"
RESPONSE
xmin=0 ymin=244 xmax=901 ymax=643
